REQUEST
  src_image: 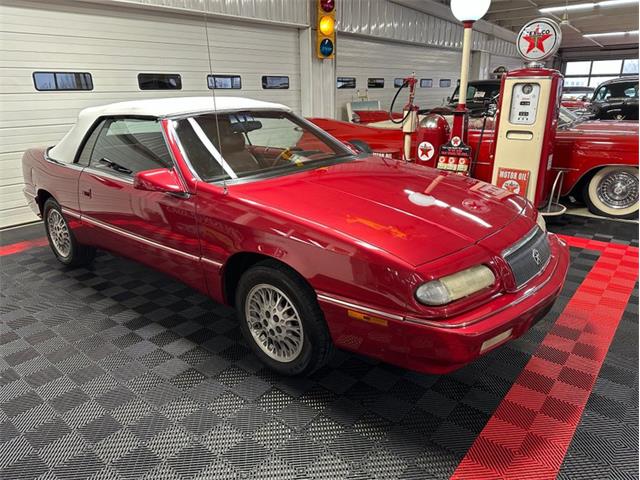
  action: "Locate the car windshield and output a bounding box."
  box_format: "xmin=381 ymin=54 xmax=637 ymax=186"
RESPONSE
xmin=558 ymin=106 xmax=583 ymax=128
xmin=173 ymin=110 xmax=354 ymax=182
xmin=562 ymin=88 xmax=593 ymax=100
xmin=595 ymin=81 xmax=639 ymax=100
xmin=451 ymin=84 xmax=500 ymax=103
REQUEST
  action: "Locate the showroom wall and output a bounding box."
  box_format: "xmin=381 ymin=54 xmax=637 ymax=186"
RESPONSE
xmin=0 ymin=0 xmax=523 ymax=228
xmin=333 ymin=0 xmax=522 ymax=119
xmin=335 ymin=36 xmax=462 ymax=120
xmin=0 ymin=0 xmax=304 ymax=227
xmin=489 ymin=55 xmax=526 ymax=74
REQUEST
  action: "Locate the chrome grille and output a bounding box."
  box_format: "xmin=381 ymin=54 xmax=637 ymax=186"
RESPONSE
xmin=502 ymin=227 xmax=551 ymax=289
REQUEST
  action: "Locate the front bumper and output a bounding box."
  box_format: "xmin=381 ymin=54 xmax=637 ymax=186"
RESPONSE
xmin=319 ymin=233 xmax=570 ymax=374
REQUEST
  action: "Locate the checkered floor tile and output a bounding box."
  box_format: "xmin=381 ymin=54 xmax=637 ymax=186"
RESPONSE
xmin=0 ymin=217 xmax=637 ymax=479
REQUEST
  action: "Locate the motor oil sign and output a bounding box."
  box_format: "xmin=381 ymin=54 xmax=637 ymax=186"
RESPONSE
xmin=496 ymin=167 xmax=530 ymax=196
xmin=437 ymin=136 xmax=471 ymax=174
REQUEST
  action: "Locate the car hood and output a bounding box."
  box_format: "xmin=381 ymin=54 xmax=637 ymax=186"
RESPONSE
xmin=234 ymin=158 xmax=531 ymax=266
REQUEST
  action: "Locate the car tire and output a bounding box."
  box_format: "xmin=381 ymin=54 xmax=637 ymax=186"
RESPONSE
xmin=235 ymin=260 xmax=334 ymax=376
xmin=583 ymin=166 xmax=639 ymax=219
xmin=43 ymin=198 xmax=96 ymax=266
xmin=348 ymin=139 xmax=373 ymax=154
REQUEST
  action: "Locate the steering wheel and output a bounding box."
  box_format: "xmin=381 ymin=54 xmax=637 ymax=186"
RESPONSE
xmin=271 ymin=148 xmax=292 ymax=167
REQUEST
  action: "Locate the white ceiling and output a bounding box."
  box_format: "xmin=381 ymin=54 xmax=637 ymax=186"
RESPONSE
xmin=438 ymin=0 xmax=639 ymax=49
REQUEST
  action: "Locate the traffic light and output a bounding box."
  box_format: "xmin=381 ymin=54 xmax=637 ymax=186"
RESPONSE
xmin=316 ymin=0 xmax=335 ymax=59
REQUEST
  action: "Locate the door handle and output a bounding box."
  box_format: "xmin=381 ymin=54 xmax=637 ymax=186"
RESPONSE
xmin=82 ymin=189 xmax=92 ymax=198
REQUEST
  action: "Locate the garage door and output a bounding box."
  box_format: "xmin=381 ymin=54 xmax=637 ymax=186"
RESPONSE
xmin=0 ymin=0 xmax=300 ymax=228
xmin=336 ymin=35 xmax=461 ymax=121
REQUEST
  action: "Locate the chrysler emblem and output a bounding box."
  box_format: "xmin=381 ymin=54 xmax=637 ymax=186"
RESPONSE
xmin=532 ymin=248 xmax=542 ymax=266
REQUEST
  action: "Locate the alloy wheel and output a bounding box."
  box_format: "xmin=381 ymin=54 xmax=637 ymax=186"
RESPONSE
xmin=245 ymin=284 xmax=304 ymax=362
xmin=47 ymin=209 xmax=71 ymax=257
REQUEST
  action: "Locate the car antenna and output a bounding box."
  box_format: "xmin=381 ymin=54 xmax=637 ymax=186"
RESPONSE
xmin=203 ymin=12 xmax=228 ymax=194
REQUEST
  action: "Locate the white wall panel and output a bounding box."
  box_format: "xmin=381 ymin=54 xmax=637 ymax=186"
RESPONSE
xmin=338 ymin=0 xmax=518 ymax=57
xmin=81 ymin=0 xmax=309 ymax=26
xmin=489 ymin=55 xmax=525 ymax=73
xmin=0 ymin=0 xmax=301 ymax=227
xmin=336 ymin=35 xmax=460 ymax=120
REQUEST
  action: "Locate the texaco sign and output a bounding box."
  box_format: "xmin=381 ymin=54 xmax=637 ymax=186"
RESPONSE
xmin=516 ymin=18 xmax=562 ymax=62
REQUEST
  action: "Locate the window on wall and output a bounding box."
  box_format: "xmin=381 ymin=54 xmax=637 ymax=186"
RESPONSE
xmin=439 ymin=79 xmax=452 ymax=88
xmin=33 ymin=72 xmax=93 ymax=91
xmin=368 ymin=78 xmax=384 ymax=88
xmin=563 ymin=59 xmax=638 ymax=89
xmin=138 ymin=73 xmax=181 ymax=90
xmin=337 ymin=77 xmax=356 ymax=89
xmin=420 ymin=79 xmax=433 ymax=88
xmin=622 ymin=58 xmax=639 ymax=74
xmin=207 ymin=75 xmax=241 ymax=89
xmin=394 ymin=78 xmax=406 ymax=88
xmin=262 ymin=76 xmax=289 ymax=89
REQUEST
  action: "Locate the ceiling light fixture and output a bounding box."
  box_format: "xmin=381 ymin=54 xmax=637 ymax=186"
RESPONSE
xmin=598 ymin=0 xmax=638 ymax=6
xmin=583 ymin=29 xmax=639 ymax=37
xmin=540 ymin=2 xmax=594 ymax=12
xmin=540 ymin=0 xmax=637 ymax=13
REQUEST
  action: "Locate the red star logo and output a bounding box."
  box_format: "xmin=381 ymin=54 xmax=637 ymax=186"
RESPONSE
xmin=419 ymin=144 xmax=433 ymax=159
xmin=523 ymin=26 xmax=553 ymax=54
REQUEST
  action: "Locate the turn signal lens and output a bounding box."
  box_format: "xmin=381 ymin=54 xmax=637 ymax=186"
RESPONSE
xmin=319 ymin=15 xmax=335 ymax=36
xmin=416 ymin=265 xmax=496 ymax=306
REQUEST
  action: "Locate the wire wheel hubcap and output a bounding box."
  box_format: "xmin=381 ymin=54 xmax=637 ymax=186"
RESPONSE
xmin=597 ymin=170 xmax=639 ymax=209
xmin=47 ymin=209 xmax=71 ymax=257
xmin=245 ymin=284 xmax=303 ymax=362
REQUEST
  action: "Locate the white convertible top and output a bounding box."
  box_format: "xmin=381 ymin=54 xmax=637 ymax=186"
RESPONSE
xmin=48 ymin=96 xmax=290 ymax=161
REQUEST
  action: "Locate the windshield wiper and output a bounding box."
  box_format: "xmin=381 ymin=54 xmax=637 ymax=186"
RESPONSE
xmin=98 ymin=157 xmax=133 ymax=175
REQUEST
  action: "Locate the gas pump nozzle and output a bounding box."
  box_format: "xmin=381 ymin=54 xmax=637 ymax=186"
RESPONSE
xmin=401 ymin=73 xmax=419 ymax=162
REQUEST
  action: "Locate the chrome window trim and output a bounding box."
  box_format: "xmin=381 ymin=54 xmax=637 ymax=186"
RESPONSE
xmin=44 ymin=148 xmax=83 ymax=170
xmin=82 ymin=166 xmax=134 ymax=184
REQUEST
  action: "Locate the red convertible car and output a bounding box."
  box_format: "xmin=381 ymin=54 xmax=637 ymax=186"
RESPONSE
xmin=311 ymin=106 xmax=639 ymax=219
xmin=22 ymin=97 xmax=569 ymax=375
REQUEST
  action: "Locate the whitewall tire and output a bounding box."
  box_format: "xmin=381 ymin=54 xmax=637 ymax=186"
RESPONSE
xmin=584 ymin=166 xmax=639 ymax=219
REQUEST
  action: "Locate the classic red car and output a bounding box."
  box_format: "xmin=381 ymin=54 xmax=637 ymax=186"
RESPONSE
xmin=311 ymin=106 xmax=639 ymax=219
xmin=22 ymin=97 xmax=569 ymax=375
xmin=561 ymin=86 xmax=594 ymax=111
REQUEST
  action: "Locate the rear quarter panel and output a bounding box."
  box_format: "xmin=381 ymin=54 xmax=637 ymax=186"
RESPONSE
xmin=24 ymin=148 xmax=82 ymax=212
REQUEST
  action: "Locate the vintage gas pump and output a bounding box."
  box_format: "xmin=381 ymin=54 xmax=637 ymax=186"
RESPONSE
xmin=434 ymin=1 xmax=491 ymax=175
xmin=490 ymin=18 xmax=565 ymax=214
xmin=401 ymin=74 xmax=419 ymax=161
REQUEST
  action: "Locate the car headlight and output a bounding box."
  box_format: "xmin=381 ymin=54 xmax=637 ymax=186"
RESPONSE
xmin=415 ymin=265 xmax=496 ymax=306
xmin=536 ymin=212 xmax=546 ymax=232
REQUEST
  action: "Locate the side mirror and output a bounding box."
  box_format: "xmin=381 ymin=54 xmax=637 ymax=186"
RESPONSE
xmin=581 ymin=95 xmax=589 ymax=102
xmin=133 ymin=168 xmax=186 ymax=196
